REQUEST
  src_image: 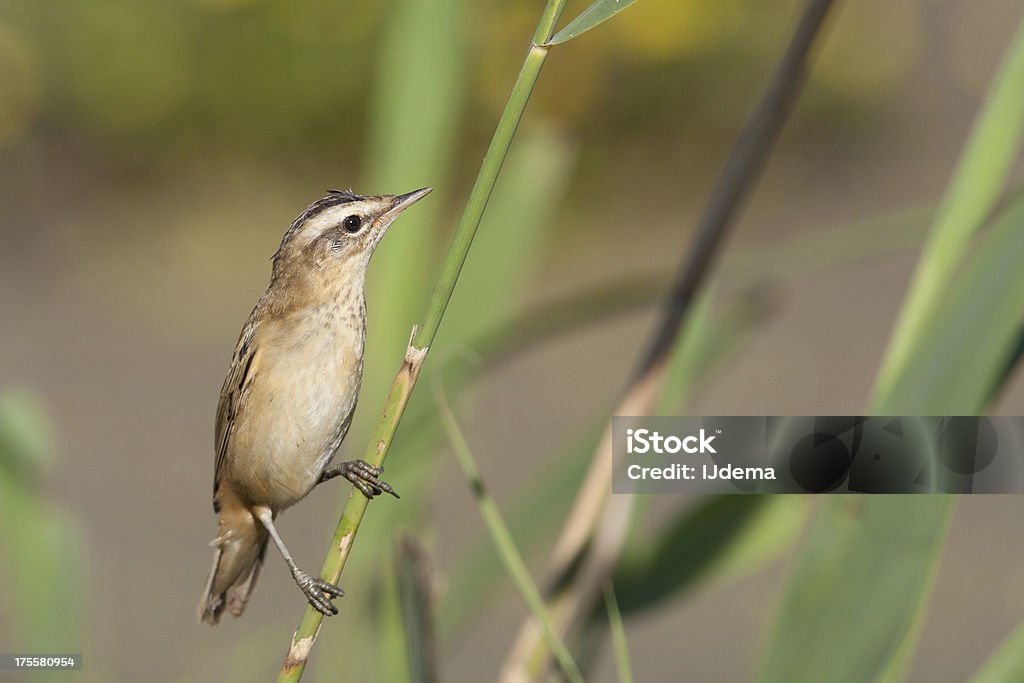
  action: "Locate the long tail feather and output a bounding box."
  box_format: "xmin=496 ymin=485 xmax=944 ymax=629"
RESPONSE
xmin=197 ymin=504 xmax=268 ymax=625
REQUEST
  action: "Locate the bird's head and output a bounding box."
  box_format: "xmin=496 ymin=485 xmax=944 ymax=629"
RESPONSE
xmin=271 ymin=187 xmax=432 ymax=279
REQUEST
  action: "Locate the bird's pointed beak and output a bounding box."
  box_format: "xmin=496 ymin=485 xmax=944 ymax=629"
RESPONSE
xmin=386 ymin=187 xmax=433 ymax=218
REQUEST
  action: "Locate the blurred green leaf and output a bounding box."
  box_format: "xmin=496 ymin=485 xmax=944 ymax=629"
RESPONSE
xmin=877 ymin=193 xmax=1024 ymax=414
xmin=0 ymin=391 xmax=82 ymax=674
xmin=778 ymin=31 xmax=1024 ymax=683
xmin=364 ymin=124 xmax=575 ymax=462
xmin=612 ymin=495 xmax=808 ymax=615
xmin=872 ymin=17 xmax=1024 ymax=403
xmin=362 ymin=0 xmax=468 ymax=423
xmin=378 ymin=560 xmax=412 ymax=683
xmin=723 ymin=206 xmax=932 ymax=290
xmin=435 ymin=204 xmax=930 ymax=400
xmin=755 ymin=497 xmax=953 ymax=683
xmin=0 ymin=389 xmax=53 ymax=481
xmin=764 ymin=183 xmax=1024 ymax=675
xmin=970 ymin=620 xmax=1024 ymax=683
xmin=991 ymin=325 xmax=1024 ymax=404
xmin=547 ymin=0 xmax=638 ymax=45
xmin=441 ymin=126 xmax=574 ymax=342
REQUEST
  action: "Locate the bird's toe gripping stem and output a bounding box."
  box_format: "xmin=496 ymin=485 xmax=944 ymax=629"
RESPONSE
xmin=294 ymin=570 xmax=345 ymax=616
xmin=320 ymin=459 xmax=400 ymax=500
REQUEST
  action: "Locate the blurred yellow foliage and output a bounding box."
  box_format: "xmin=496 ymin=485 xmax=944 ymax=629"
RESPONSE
xmin=64 ymin=2 xmax=191 ymax=131
xmin=0 ymin=24 xmax=39 ymax=146
xmin=0 ymin=0 xmax=939 ymax=153
xmin=610 ymin=0 xmax=742 ymax=61
xmin=474 ymin=4 xmax=541 ymax=115
xmin=812 ymin=0 xmax=922 ymax=97
xmin=281 ymin=0 xmax=385 ymax=45
xmin=189 ymin=0 xmax=257 ymax=9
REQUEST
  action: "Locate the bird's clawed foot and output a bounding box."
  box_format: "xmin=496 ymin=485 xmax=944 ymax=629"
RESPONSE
xmin=294 ymin=570 xmax=345 ymax=616
xmin=320 ymin=459 xmax=400 ymax=500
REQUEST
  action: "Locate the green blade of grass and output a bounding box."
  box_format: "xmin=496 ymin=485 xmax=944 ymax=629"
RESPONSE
xmin=817 ymin=22 xmax=1024 ymax=683
xmin=872 ymin=17 xmax=1024 ymax=404
xmin=602 ymin=584 xmax=634 ymax=683
xmin=439 ymin=420 xmax=599 ymax=641
xmin=970 ymin=620 xmax=1024 ymax=683
xmin=755 ymin=497 xmax=953 ymax=683
xmin=757 ymin=23 xmax=1024 ymax=683
xmin=872 ymin=193 xmax=1024 ymax=414
xmin=752 ymin=192 xmax=1024 ymax=682
xmin=547 ymin=0 xmax=638 ymax=45
xmin=433 ymin=375 xmax=584 ymax=683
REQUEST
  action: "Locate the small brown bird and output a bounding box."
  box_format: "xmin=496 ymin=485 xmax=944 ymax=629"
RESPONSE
xmin=198 ymin=187 xmax=431 ymax=624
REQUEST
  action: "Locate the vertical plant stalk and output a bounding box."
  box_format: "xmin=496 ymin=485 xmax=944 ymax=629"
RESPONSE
xmin=499 ymin=0 xmax=837 ymax=679
xmin=276 ymin=1 xmax=568 ymax=680
xmin=434 ymin=375 xmax=584 ymax=683
xmin=395 ymin=535 xmax=440 ymax=683
xmin=602 ymin=583 xmax=634 ymax=683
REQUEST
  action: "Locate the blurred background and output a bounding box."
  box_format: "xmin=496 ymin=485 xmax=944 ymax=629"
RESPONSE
xmin=1 ymin=0 xmax=1024 ymax=680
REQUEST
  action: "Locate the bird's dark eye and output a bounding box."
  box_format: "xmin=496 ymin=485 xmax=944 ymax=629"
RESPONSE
xmin=343 ymin=215 xmax=362 ymax=233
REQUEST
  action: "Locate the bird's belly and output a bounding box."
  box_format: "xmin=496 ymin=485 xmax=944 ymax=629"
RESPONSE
xmin=229 ymin=340 xmax=361 ymax=509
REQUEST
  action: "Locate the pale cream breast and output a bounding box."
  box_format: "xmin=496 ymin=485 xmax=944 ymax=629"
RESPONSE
xmin=227 ymin=301 xmax=365 ymax=508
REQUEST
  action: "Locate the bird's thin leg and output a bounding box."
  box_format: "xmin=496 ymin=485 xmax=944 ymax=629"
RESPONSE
xmin=318 ymin=460 xmax=400 ymax=499
xmin=253 ymin=507 xmax=344 ymax=616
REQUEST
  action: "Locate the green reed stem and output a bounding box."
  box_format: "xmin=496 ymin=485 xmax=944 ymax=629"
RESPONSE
xmin=277 ymin=2 xmax=567 ymax=680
